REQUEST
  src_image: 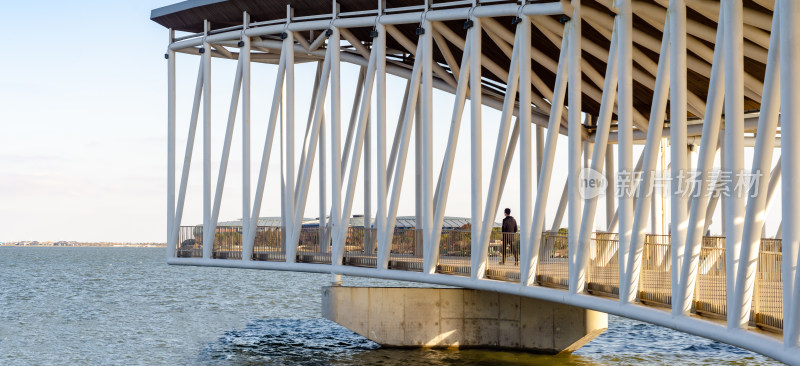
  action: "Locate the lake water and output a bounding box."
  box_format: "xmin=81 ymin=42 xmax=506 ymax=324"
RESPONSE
xmin=0 ymin=247 xmax=783 ymax=365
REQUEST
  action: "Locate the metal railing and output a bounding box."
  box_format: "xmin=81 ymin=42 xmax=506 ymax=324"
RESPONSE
xmin=695 ymin=236 xmax=727 ymax=318
xmin=211 ymin=226 xmax=243 ymax=259
xmin=588 ymin=232 xmax=619 ymax=297
xmin=177 ymin=226 xmax=203 ymax=258
xmin=436 ymin=229 xmax=471 ymax=276
xmin=177 ymin=224 xmax=787 ymax=333
xmin=252 ymin=226 xmax=284 ymax=261
xmin=639 ymin=234 xmax=672 ymax=307
xmin=296 ymin=227 xmax=331 ymax=264
xmin=388 ymin=228 xmax=423 ymax=271
xmin=754 ymin=239 xmax=783 ymax=332
xmin=536 ymin=232 xmax=569 ymax=288
xmin=485 ymin=231 xmax=520 ymax=282
xmin=343 ymin=227 xmax=377 ymax=267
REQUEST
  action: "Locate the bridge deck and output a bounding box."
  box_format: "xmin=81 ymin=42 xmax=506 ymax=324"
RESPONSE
xmin=176 ymin=225 xmax=784 ymax=335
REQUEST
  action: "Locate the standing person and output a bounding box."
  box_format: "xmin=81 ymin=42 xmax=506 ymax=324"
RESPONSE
xmin=501 ymin=208 xmax=518 ymax=265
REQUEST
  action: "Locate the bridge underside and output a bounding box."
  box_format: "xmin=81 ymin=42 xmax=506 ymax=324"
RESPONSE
xmin=155 ymin=0 xmax=799 ymax=363
xmin=322 ymin=286 xmax=608 ymax=352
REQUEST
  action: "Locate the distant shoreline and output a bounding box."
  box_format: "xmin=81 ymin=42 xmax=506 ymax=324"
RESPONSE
xmin=0 ymin=244 xmax=166 ymax=248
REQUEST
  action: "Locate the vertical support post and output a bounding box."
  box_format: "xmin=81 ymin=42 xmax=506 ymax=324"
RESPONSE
xmin=779 ymin=0 xmax=800 ymax=348
xmin=722 ymin=0 xmax=745 ymax=329
xmin=469 ymin=15 xmax=484 ymax=279
xmin=616 ymin=0 xmax=634 ymax=290
xmin=567 ymin=0 xmax=584 ymax=294
xmin=202 ymin=20 xmax=213 ymax=259
xmin=519 ymin=15 xmax=533 ymax=285
xmin=167 ymin=29 xmax=176 ymax=259
xmin=669 ymin=0 xmax=689 ymax=309
xmin=375 ymin=21 xmax=388 ymax=268
xmin=330 ymin=26 xmax=343 ymax=265
xmin=284 ymin=18 xmax=297 ymax=262
xmin=421 ymin=19 xmax=435 ymax=273
xmin=241 ymin=13 xmax=252 ymax=260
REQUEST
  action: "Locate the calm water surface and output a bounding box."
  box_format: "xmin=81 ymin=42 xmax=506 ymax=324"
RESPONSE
xmin=0 ymin=247 xmax=783 ymax=365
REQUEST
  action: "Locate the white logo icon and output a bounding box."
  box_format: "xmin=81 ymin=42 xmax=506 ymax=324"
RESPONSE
xmin=579 ymin=168 xmax=608 ymax=199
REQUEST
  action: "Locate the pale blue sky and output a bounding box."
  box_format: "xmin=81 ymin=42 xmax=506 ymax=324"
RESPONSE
xmin=1 ymin=1 xmax=777 ymax=242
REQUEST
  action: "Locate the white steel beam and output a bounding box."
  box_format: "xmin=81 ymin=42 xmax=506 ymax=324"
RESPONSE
xmin=421 ymin=20 xmax=436 ymax=274
xmin=567 ymin=0 xmax=584 ymax=294
xmin=575 ymin=21 xmax=619 ymax=295
xmin=722 ymin=0 xmax=746 ymax=329
xmin=676 ymin=12 xmax=726 ymax=315
xmin=241 ymin=14 xmax=252 ymax=260
xmin=493 ymin=120 xmax=520 ymax=218
xmin=335 ymin=36 xmax=379 ymax=262
xmin=551 ymin=182 xmax=569 ymax=233
xmin=668 ymin=0 xmax=689 ymax=312
xmin=621 ymin=20 xmax=671 ymax=303
xmin=167 ymin=29 xmax=176 ymax=259
xmin=209 ymin=54 xmax=245 ymax=243
xmin=527 ymin=33 xmax=570 ymax=284
xmin=477 ymin=26 xmax=522 ymax=278
xmin=386 ymin=80 xmax=411 ymax=184
xmin=732 ymin=6 xmax=781 ymax=328
xmin=431 ymin=33 xmax=472 ymax=270
xmin=615 ymin=0 xmax=634 ymax=286
xmin=330 ymin=27 xmax=343 ymax=265
xmin=469 ymin=16 xmax=484 ymax=279
xmin=779 ymin=0 xmax=800 ymax=348
xmin=247 ymin=51 xmax=287 ymax=253
xmin=342 ymin=68 xmax=366 ymax=170
xmin=376 ymin=22 xmax=388 ymax=269
xmin=291 ymin=43 xmax=333 ymax=255
xmin=294 ymin=63 xmax=324 ymax=200
xmin=605 ymin=145 xmax=615 ymax=231
xmin=202 ymin=20 xmax=213 ymax=259
xmin=283 ymin=26 xmax=297 ymax=262
xmin=382 ymin=39 xmax=425 ymax=269
xmin=519 ymin=15 xmax=533 ymax=286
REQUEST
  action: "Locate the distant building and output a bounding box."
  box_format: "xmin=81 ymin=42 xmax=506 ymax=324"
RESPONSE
xmin=216 ymin=216 xmax=498 ymax=230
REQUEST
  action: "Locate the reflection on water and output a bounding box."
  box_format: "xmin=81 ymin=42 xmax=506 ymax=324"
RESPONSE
xmin=0 ymin=247 xmax=783 ymax=365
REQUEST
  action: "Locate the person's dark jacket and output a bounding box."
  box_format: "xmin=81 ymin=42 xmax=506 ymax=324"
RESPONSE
xmin=502 ymin=216 xmax=518 ymax=234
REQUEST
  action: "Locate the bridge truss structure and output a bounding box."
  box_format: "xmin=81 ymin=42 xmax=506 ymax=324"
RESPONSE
xmin=153 ymin=0 xmax=799 ymax=363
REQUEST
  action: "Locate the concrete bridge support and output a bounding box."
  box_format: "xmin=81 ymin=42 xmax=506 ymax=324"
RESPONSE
xmin=322 ymin=286 xmax=607 ymax=353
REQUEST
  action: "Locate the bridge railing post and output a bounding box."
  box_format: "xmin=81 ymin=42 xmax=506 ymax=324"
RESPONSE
xmin=566 ymin=0 xmax=583 ymax=295
xmin=779 ymin=0 xmax=800 ymax=349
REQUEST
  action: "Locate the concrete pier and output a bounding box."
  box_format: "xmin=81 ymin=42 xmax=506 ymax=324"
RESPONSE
xmin=322 ymin=286 xmax=607 ymax=353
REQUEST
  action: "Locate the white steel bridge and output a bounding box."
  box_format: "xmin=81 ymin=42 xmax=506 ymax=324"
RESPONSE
xmin=152 ymin=0 xmax=799 ymax=363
